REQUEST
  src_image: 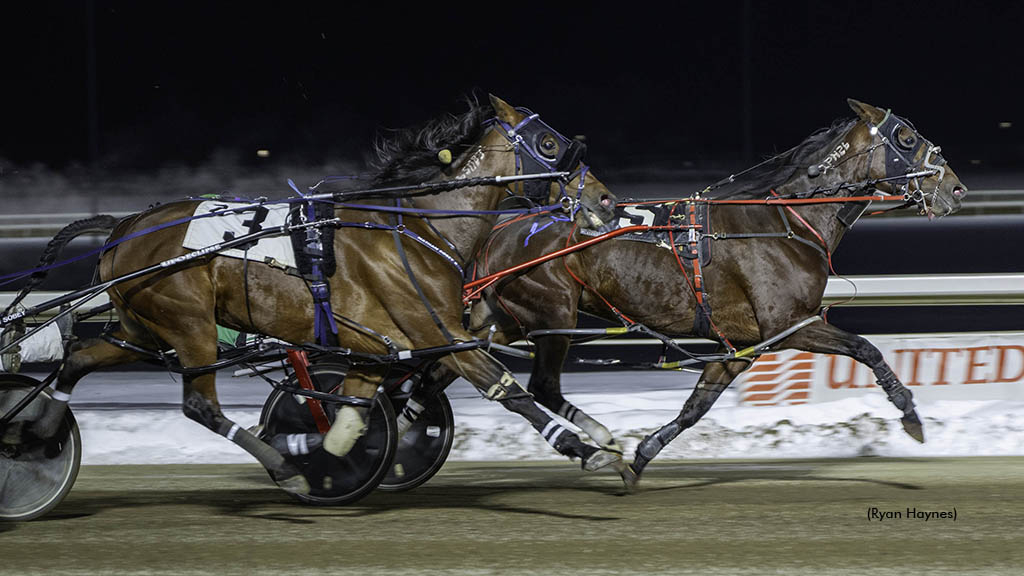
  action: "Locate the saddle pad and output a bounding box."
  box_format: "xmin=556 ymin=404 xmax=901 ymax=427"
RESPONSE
xmin=579 ymin=201 xmax=712 ymax=266
xmin=182 ymin=201 xmax=297 ymax=268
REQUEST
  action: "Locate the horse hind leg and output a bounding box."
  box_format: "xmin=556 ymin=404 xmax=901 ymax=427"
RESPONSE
xmin=177 ymin=375 xmax=306 ymax=494
xmin=163 ymin=327 xmax=311 ymax=494
xmin=440 ymin=348 xmax=621 ymax=472
xmin=528 ymin=335 xmax=622 ymax=454
xmin=779 ymin=321 xmax=924 ymax=442
xmin=31 ymin=334 xmax=148 ymax=438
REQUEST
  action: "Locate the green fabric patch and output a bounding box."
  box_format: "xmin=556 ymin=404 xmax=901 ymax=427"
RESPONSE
xmin=217 ymin=325 xmax=240 ymax=346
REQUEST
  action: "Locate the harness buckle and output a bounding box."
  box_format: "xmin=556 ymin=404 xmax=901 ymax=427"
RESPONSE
xmin=560 ymin=196 xmax=577 ymax=214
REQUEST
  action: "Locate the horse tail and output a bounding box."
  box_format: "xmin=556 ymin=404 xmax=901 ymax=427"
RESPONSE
xmin=2 ymin=214 xmax=121 ymax=317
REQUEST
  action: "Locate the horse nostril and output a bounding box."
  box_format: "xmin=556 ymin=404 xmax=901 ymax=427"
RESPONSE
xmin=953 ymin=187 xmax=965 ymax=198
xmin=600 ymin=194 xmax=614 ymax=207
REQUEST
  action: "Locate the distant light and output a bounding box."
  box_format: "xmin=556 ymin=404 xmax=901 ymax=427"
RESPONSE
xmin=256 ymin=149 xmax=270 ymax=158
xmin=999 ymin=122 xmax=1013 ymax=129
xmin=970 ymin=159 xmax=982 ymax=165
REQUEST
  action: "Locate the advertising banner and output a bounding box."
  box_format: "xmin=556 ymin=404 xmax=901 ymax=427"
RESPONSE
xmin=736 ymin=332 xmax=1024 ymax=406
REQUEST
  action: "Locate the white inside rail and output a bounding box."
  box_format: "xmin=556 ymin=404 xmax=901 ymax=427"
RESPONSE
xmin=1 ymin=273 xmax=1022 ymax=326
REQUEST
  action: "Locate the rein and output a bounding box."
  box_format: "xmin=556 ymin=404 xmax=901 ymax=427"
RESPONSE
xmin=0 ymin=172 xmax=573 ymax=288
xmin=463 ymin=224 xmax=690 ymax=302
xmin=464 ymin=112 xmax=951 ymax=352
xmin=462 ymin=189 xmax=910 ymax=301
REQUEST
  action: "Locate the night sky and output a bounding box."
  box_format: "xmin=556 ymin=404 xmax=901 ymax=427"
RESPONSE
xmin=5 ymin=1 xmax=1024 ymax=175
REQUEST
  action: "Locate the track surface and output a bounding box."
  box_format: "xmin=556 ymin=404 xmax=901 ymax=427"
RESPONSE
xmin=2 ymin=458 xmax=1022 ymax=575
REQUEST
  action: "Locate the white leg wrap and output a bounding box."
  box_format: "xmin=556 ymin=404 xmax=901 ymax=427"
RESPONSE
xmin=324 ymin=405 xmax=367 ymax=457
xmin=396 ymin=399 xmax=425 ymax=439
xmin=286 ymin=434 xmax=309 ymax=456
xmin=541 ymin=420 xmax=568 ymax=447
xmin=50 ymin=390 xmax=72 ymax=403
xmin=569 ymin=408 xmax=615 ymax=448
xmin=3 ymin=323 xmax=64 ymax=369
xmin=557 ymin=401 xmax=578 ymax=423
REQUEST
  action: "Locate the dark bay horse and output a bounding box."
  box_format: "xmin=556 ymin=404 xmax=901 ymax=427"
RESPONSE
xmin=426 ymin=99 xmax=965 ymax=486
xmin=24 ymin=95 xmax=623 ymax=493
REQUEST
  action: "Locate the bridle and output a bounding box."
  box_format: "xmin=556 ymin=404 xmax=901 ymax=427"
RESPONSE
xmin=864 ymin=109 xmax=953 ymax=217
xmin=490 ymin=108 xmax=590 ymax=215
xmin=757 ymin=110 xmax=956 ymax=219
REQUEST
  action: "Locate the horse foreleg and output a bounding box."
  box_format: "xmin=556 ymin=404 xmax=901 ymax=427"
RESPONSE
xmin=780 ymin=321 xmax=924 ymax=442
xmin=439 ymin=349 xmax=621 ymax=471
xmin=322 ymin=368 xmax=380 ymax=457
xmin=630 ymin=359 xmax=749 ymax=483
xmin=528 ymin=335 xmax=621 ymax=453
xmin=31 ymin=335 xmax=146 ymax=439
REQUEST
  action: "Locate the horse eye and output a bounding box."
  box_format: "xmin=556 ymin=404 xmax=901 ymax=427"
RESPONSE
xmin=538 ymin=134 xmax=560 ymax=159
xmin=896 ymin=126 xmax=917 ymax=150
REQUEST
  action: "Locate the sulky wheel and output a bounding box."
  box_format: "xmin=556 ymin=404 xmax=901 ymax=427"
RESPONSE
xmin=0 ymin=374 xmax=82 ymax=522
xmin=379 ymin=390 xmax=454 ymax=492
xmin=259 ymin=363 xmax=397 ymax=506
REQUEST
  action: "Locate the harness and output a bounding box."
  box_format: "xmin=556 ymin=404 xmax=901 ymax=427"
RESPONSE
xmin=666 ymin=201 xmax=715 ymax=338
xmin=466 ymin=109 xmax=953 ymax=356
xmin=292 ymin=200 xmax=339 ymax=346
xmin=288 ymin=109 xmax=593 ymax=348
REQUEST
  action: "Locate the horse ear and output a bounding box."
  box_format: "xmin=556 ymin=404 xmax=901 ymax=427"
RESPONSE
xmin=488 ymin=94 xmax=518 ymax=124
xmin=847 ymin=99 xmax=887 ymax=124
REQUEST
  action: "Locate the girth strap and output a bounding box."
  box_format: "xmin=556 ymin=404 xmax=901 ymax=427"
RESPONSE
xmin=391 ymin=220 xmax=455 ymax=344
xmin=684 ymin=202 xmax=713 ymax=338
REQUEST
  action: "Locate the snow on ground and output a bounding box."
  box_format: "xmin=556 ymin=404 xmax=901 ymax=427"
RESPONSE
xmin=76 ymin=388 xmax=1024 ymax=465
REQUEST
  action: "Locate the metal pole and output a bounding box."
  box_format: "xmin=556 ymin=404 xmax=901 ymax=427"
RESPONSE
xmin=86 ymin=0 xmax=99 ymax=164
xmin=741 ymin=0 xmax=753 ymax=163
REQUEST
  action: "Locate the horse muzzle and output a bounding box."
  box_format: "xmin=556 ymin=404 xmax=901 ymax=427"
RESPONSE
xmin=578 ymin=192 xmax=618 ymax=231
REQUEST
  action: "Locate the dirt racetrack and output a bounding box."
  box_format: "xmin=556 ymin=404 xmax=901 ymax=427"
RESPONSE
xmin=1 ymin=457 xmax=1022 ymax=575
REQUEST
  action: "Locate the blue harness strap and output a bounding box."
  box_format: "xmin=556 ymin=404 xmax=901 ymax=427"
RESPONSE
xmin=298 ymin=200 xmax=339 ymax=346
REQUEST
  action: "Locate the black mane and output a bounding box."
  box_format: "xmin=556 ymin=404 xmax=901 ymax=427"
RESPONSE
xmin=370 ymin=97 xmax=495 ymax=185
xmin=709 ymin=118 xmax=859 ymax=199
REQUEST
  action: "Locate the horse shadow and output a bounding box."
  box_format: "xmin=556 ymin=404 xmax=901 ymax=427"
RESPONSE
xmin=3 ymin=458 xmax=926 ymax=528
xmin=626 ymin=458 xmax=925 ymax=495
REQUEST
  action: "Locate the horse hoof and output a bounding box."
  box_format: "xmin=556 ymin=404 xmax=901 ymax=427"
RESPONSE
xmin=582 ymin=449 xmax=622 ymax=472
xmin=613 ymin=460 xmax=640 ymax=492
xmin=901 ymin=411 xmax=925 ymax=443
xmin=277 ymin=473 xmax=311 ymax=495
xmin=602 ymin=440 xmax=625 ymax=455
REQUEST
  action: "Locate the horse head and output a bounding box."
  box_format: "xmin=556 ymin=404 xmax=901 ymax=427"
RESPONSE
xmin=488 ymin=95 xmax=617 ymax=229
xmin=845 ymin=99 xmax=966 ymax=219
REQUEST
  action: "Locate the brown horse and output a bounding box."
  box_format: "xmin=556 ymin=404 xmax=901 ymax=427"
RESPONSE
xmin=415 ymin=100 xmax=966 ymax=486
xmin=24 ymin=95 xmax=624 ymax=494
